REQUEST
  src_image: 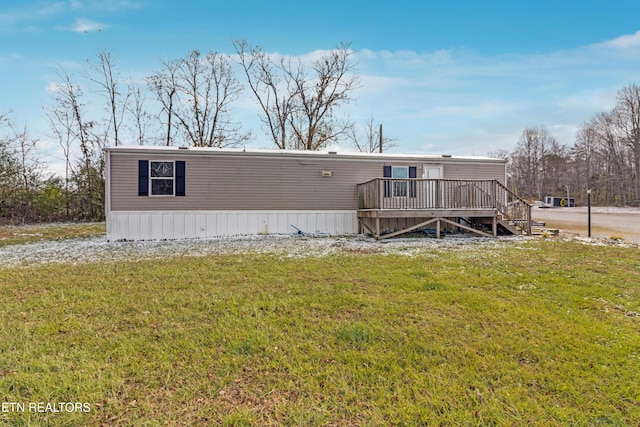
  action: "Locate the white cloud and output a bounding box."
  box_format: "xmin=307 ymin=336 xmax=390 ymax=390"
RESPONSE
xmin=69 ymin=17 xmax=103 ymax=33
xmin=0 ymin=2 xmax=65 ymax=28
xmin=68 ymin=0 xmax=142 ymax=12
xmin=593 ymin=30 xmax=640 ymax=49
xmin=45 ymin=81 xmax=63 ymax=94
xmin=357 ymin=75 xmax=407 ymax=93
xmin=416 ymin=100 xmax=519 ymax=121
xmin=0 ymin=1 xmax=135 ymax=32
xmin=556 ymin=89 xmax=618 ymax=113
xmin=358 ymin=48 xmax=456 ymax=67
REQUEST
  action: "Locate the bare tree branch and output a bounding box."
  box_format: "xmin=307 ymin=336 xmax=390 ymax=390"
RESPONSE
xmin=150 ymin=50 xmax=250 ymax=147
xmin=235 ymin=40 xmax=359 ymax=150
xmin=348 ymin=115 xmax=396 ymax=153
xmin=86 ymin=49 xmax=129 ymax=146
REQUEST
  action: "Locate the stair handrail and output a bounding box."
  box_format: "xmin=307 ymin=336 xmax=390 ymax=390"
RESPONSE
xmin=495 ymin=180 xmax=532 ymax=235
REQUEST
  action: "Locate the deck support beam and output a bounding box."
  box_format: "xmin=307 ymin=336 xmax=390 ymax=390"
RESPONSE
xmin=438 ymin=217 xmax=493 ymax=238
xmin=357 ymin=208 xmax=500 ymax=239
xmin=371 ymin=216 xmax=494 ymax=240
xmin=378 ymin=218 xmax=440 ymax=240
xmin=358 ymin=217 xmax=377 ymax=237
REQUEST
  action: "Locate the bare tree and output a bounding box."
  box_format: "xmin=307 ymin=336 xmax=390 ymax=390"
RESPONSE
xmin=86 ymin=49 xmax=129 ymax=146
xmin=234 ymin=39 xmax=298 ymax=149
xmin=0 ymin=110 xmax=9 ymax=127
xmin=543 ymin=138 xmax=571 ymax=196
xmin=591 ymin=112 xmax=623 ymax=203
xmin=0 ymin=119 xmax=42 ymax=222
xmin=58 ymin=71 xmax=95 ymax=168
xmin=565 ymin=85 xmax=640 ymax=205
xmin=147 ymin=60 xmax=178 ymax=146
xmin=149 ymin=50 xmax=250 ymax=147
xmin=235 ymin=40 xmax=360 ymax=150
xmin=487 ymin=149 xmax=510 ymax=159
xmin=11 ymin=124 xmax=40 ymax=197
xmin=0 ymin=112 xmax=20 ymax=220
xmin=291 ymin=42 xmax=360 ymax=150
xmin=613 ymin=84 xmax=640 ymax=202
xmin=127 ymin=80 xmax=152 ymax=145
xmin=49 ymin=69 xmax=103 ymax=220
xmin=348 ymin=116 xmax=396 ymax=153
xmin=509 ymin=127 xmax=556 ymax=199
xmin=46 ymin=88 xmax=77 ymax=218
xmin=573 ymin=121 xmax=599 ymax=193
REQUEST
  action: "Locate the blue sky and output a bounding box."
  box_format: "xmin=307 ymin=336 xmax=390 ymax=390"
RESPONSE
xmin=3 ymin=0 xmax=640 ymax=173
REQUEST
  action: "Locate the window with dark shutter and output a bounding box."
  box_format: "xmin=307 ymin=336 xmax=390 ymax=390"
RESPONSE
xmin=138 ymin=160 xmax=149 ymax=196
xmin=175 ymin=161 xmax=186 ymax=196
xmin=139 ymin=160 xmax=186 ymax=197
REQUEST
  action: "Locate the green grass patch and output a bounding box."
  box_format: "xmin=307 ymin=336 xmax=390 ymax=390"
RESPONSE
xmin=0 ymin=240 xmax=639 ymax=425
xmin=0 ymin=223 xmax=105 ymax=247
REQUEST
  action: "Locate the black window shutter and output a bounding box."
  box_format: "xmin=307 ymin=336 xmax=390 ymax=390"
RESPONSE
xmin=175 ymin=160 xmax=186 ymax=196
xmin=138 ymin=160 xmax=149 ymax=196
xmin=383 ymin=166 xmax=392 ymax=197
xmin=409 ymin=166 xmax=417 ymax=198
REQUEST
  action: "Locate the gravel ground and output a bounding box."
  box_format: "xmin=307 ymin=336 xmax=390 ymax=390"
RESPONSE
xmin=0 ymin=233 xmax=534 ymax=268
xmin=532 ymin=206 xmax=640 ymax=244
xmin=2 ymin=211 xmax=638 ymax=269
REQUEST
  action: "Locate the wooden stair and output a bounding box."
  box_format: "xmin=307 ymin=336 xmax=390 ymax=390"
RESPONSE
xmin=473 ymin=216 xmax=523 ymax=236
xmin=497 ymin=217 xmax=523 ymax=235
xmin=495 ymin=182 xmax=532 ymax=236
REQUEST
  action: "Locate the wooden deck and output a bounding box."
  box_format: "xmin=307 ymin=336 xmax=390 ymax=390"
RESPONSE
xmin=356 ymin=179 xmax=532 ymax=239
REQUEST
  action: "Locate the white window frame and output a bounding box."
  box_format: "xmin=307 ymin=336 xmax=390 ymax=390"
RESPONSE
xmin=149 ymin=160 xmax=175 ymax=196
xmin=391 ymin=166 xmax=409 ymax=197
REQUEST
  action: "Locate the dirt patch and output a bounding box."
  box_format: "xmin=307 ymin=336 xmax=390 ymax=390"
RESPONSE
xmin=532 ymin=207 xmax=640 ymax=244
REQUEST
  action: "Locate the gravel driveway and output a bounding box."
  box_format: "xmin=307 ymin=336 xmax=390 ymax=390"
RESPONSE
xmin=532 ymin=206 xmax=640 ymax=244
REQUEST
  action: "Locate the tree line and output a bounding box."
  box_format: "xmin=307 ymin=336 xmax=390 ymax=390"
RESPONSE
xmin=1 ymin=41 xmax=395 ymax=224
xmin=500 ymin=84 xmax=640 ymax=206
xmin=1 ymin=41 xmax=638 ymax=224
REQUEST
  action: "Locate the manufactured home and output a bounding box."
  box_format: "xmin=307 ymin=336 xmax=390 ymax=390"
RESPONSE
xmin=104 ymin=146 xmax=531 ymax=241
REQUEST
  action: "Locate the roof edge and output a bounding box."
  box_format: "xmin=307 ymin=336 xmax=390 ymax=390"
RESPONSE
xmin=104 ymin=145 xmax=506 ymax=163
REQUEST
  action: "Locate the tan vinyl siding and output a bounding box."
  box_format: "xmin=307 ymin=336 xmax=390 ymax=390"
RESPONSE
xmin=442 ymin=162 xmax=505 ymax=180
xmin=109 ymin=150 xmax=506 ymax=212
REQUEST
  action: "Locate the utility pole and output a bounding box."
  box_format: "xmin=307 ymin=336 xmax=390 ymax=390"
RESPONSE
xmin=379 ymin=124 xmax=383 ymax=153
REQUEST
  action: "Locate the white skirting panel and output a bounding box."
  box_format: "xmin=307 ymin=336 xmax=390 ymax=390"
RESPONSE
xmin=107 ymin=210 xmax=358 ymax=241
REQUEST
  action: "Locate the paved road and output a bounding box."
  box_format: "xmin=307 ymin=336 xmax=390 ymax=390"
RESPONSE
xmin=531 ymin=207 xmax=640 ymax=244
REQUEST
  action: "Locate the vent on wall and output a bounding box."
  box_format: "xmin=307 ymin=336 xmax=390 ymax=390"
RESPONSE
xmin=322 ymin=171 xmax=332 ymax=177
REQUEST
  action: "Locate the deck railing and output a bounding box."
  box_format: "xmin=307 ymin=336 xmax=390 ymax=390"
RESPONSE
xmin=495 ymin=180 xmax=532 ymax=235
xmin=357 ymin=178 xmax=532 ymax=234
